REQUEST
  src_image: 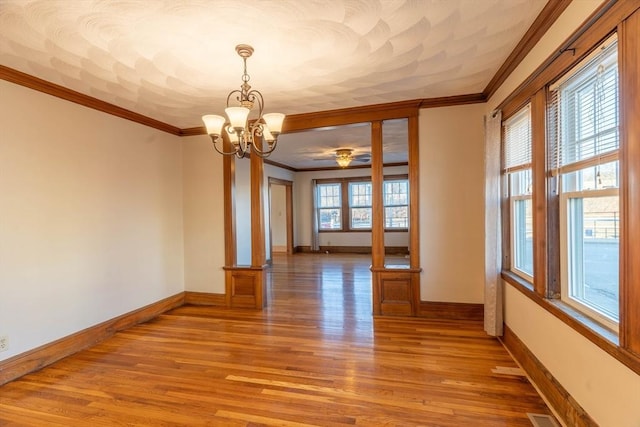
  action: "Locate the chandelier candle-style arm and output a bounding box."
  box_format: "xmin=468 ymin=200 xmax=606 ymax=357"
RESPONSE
xmin=202 ymin=114 xmax=245 ymax=156
xmin=201 ymin=44 xmax=285 ymax=158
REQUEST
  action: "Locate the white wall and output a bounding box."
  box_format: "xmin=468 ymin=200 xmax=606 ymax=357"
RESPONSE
xmin=293 ymin=166 xmax=410 ymax=249
xmin=182 ymin=135 xmax=226 ymax=293
xmin=419 ymin=104 xmax=486 ymax=304
xmin=0 ymin=80 xmax=185 ymax=360
xmin=487 ymin=1 xmax=640 ymax=425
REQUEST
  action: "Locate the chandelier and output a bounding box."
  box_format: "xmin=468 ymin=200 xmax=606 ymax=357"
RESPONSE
xmin=202 ymin=44 xmax=285 ymax=158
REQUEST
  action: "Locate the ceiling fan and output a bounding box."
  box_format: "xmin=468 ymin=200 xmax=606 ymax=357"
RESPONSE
xmin=314 ymin=148 xmax=371 ymax=168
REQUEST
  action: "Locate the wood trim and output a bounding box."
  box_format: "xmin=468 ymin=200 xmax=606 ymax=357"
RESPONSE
xmin=418 ymin=93 xmax=486 ymax=109
xmin=408 ymin=115 xmax=420 ymax=269
xmin=180 ymin=100 xmax=421 ymax=137
xmin=184 ymin=291 xmax=226 ymax=306
xmin=0 ymin=65 xmax=181 ymax=136
xmin=373 ymin=270 xmax=420 ymax=316
xmin=250 ymin=147 xmax=265 ymax=266
xmin=0 ymin=293 xmax=184 ymax=386
xmin=224 ymin=266 xmax=267 ymax=309
xmin=179 ymin=126 xmax=207 ymax=137
xmin=268 ymin=177 xmax=294 ymax=255
xmin=282 ymin=100 xmax=421 ymax=133
xmin=223 ymin=141 xmax=236 ymax=267
xmin=370 ymin=121 xmax=384 ymax=269
xmin=264 ymin=158 xmax=298 ymax=172
xmin=483 ymin=0 xmax=573 ymax=99
xmin=285 ymin=184 xmax=294 ymax=255
xmin=418 ymin=301 xmax=484 ymax=321
xmin=327 ymin=246 xmax=408 ymax=254
xmin=289 ymin=162 xmax=408 ymax=173
xmin=619 ymin=9 xmax=640 ymax=355
xmin=500 ymin=325 xmax=597 ymax=427
xmin=531 ymin=89 xmax=548 ymax=297
xmin=498 ymin=0 xmax=637 ymax=117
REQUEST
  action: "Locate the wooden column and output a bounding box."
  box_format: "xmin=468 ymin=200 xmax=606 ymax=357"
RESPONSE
xmin=371 ymin=116 xmax=422 ymax=316
xmin=224 ymin=138 xmax=268 ymax=309
xmin=370 ymin=121 xmax=384 ymax=268
xmin=408 ymin=115 xmax=420 ymax=270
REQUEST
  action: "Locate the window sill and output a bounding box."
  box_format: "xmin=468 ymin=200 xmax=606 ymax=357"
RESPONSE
xmin=501 ymin=270 xmax=640 ymax=376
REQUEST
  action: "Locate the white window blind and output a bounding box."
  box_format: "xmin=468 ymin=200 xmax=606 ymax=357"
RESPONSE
xmin=503 ymin=104 xmax=531 ymax=173
xmin=548 ymin=35 xmax=619 ymax=174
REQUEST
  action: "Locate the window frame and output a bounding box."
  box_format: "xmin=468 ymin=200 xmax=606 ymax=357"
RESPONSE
xmin=502 ymin=106 xmax=534 ymax=282
xmin=316 ymin=175 xmax=409 ymax=233
xmin=316 ymin=182 xmax=343 ymax=231
xmin=559 ymin=186 xmax=620 ymax=331
xmin=496 ymin=1 xmax=640 ymax=376
xmin=383 ymin=179 xmax=410 ymax=230
xmin=348 ymin=181 xmax=373 ymax=230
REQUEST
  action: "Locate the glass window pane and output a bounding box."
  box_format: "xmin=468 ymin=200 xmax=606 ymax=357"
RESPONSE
xmin=319 ymin=208 xmax=341 ymax=230
xmin=513 ymin=198 xmax=533 ymax=277
xmin=563 ymin=161 xmax=619 ymax=192
xmin=384 ymin=180 xmax=408 ymax=206
xmin=384 ymin=206 xmax=408 ymax=228
xmin=351 ymin=208 xmax=372 ymax=229
xmin=509 ymin=169 xmax=532 ymax=196
xmin=567 ymin=195 xmax=619 ymax=321
xmin=318 ymin=183 xmax=341 ymax=208
xmin=350 ymin=182 xmax=372 ymax=207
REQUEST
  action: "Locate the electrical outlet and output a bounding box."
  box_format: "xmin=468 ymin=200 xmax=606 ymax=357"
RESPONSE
xmin=0 ymin=336 xmax=8 ymax=352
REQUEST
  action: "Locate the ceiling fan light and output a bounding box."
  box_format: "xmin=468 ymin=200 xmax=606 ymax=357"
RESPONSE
xmin=336 ymin=156 xmax=352 ymax=168
xmin=202 ymin=114 xmax=225 ymax=135
xmin=262 ymin=113 xmax=285 ymax=135
xmin=225 ymin=106 xmax=250 ymax=130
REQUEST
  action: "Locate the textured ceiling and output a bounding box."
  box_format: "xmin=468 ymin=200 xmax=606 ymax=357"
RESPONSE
xmin=0 ymin=0 xmax=547 ymax=169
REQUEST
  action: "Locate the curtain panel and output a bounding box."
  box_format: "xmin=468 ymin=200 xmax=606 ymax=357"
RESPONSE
xmin=484 ymin=111 xmax=503 ymax=336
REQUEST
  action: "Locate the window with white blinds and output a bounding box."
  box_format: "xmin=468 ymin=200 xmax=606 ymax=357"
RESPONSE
xmin=503 ymin=104 xmax=533 ymax=280
xmin=548 ymin=35 xmax=619 ymax=174
xmin=549 ymin=34 xmax=620 ymax=328
xmin=503 ymin=104 xmax=532 ymax=173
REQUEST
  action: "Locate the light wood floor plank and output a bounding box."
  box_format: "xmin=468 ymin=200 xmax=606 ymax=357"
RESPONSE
xmin=0 ymin=253 xmax=552 ymax=426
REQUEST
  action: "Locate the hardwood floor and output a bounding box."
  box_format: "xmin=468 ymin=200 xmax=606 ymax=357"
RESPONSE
xmin=0 ymin=253 xmax=552 ymax=426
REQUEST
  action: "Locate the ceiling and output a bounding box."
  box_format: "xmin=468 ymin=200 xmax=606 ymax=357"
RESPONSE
xmin=0 ymin=0 xmax=547 ymax=169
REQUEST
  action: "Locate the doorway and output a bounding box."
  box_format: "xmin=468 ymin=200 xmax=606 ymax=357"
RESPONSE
xmin=268 ymin=177 xmax=294 ymax=261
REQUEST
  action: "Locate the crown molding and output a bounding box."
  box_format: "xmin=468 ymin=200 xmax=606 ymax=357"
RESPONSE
xmin=483 ymin=0 xmax=573 ymax=100
xmin=419 ymin=93 xmax=486 ymax=109
xmin=0 ymin=65 xmax=182 ymax=135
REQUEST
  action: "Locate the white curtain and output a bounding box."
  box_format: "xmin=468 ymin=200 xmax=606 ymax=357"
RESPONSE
xmin=484 ymin=111 xmax=503 ymax=336
xmin=311 ymin=179 xmax=320 ymax=252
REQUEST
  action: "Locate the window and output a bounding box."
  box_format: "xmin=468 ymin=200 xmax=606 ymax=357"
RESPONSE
xmin=503 ymin=105 xmax=533 ymax=280
xmin=317 ymin=183 xmax=342 ymax=230
xmin=316 ymin=176 xmax=409 ymax=232
xmin=384 ymin=180 xmax=409 ymax=229
xmin=550 ymin=35 xmax=619 ymax=328
xmin=349 ymin=182 xmax=372 ymax=229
